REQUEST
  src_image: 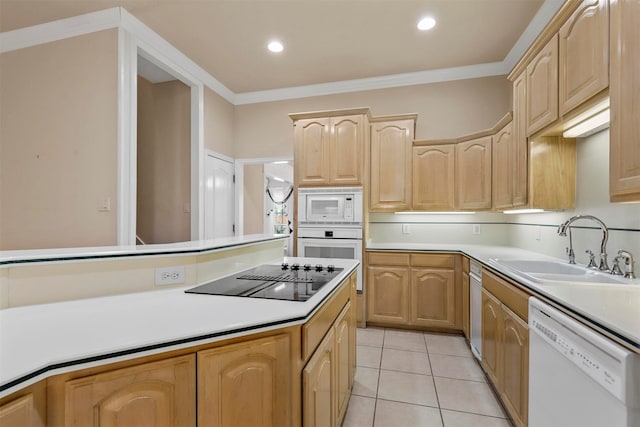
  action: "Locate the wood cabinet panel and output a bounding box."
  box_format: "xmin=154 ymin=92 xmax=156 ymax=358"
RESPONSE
xmin=411 ymin=268 xmax=456 ymax=328
xmin=0 ymin=394 xmax=37 ymax=427
xmin=462 ymin=270 xmax=470 ymax=341
xmin=368 ymin=252 xmax=410 ymax=266
xmin=481 ymin=288 xmax=501 ymax=387
xmin=370 ymin=119 xmax=415 ymax=211
xmin=295 ymin=118 xmax=331 ymax=186
xmin=559 ymin=0 xmax=609 ymax=116
xmin=331 ymin=116 xmax=363 ymax=185
xmin=529 ymin=136 xmax=576 ymax=211
xmin=483 ymin=270 xmax=531 ymax=322
xmin=512 ymin=72 xmax=528 ymax=207
xmin=501 ymin=306 xmax=529 ymax=427
xmin=64 ymin=354 xmax=196 ymax=427
xmin=412 ymin=144 xmax=456 ymax=210
xmin=303 ymin=328 xmax=335 ymax=427
xmin=492 ymin=121 xmax=514 ymax=210
xmin=366 ymin=265 xmax=410 ymax=324
xmin=334 ymin=303 xmax=352 ymax=426
xmin=198 ymin=335 xmax=291 ymax=427
xmin=456 ymin=137 xmax=492 ymax=210
xmin=411 ymin=253 xmax=455 ymax=268
xmin=610 ymin=0 xmax=640 ymax=202
xmin=526 ymin=34 xmax=558 ymax=135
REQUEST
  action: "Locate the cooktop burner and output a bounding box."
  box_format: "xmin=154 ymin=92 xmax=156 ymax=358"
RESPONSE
xmin=185 ymin=263 xmax=343 ymax=302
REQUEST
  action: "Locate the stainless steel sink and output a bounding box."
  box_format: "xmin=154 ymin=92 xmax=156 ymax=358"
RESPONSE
xmin=488 ymin=258 xmax=632 ymax=285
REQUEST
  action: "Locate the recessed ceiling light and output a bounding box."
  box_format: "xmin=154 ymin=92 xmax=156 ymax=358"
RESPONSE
xmin=417 ymin=16 xmax=436 ymax=31
xmin=267 ymin=40 xmax=284 ymax=53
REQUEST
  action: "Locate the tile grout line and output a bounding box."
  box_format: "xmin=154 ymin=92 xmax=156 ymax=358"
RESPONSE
xmin=424 ymin=333 xmax=446 ymax=427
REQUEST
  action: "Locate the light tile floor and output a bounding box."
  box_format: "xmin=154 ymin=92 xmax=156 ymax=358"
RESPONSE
xmin=342 ymin=328 xmax=512 ymax=427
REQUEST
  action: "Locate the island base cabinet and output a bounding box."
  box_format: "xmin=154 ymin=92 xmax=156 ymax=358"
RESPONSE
xmin=61 ymin=354 xmax=196 ymax=427
xmin=304 ymin=328 xmax=335 ymax=427
xmin=198 ymin=334 xmax=292 ymax=427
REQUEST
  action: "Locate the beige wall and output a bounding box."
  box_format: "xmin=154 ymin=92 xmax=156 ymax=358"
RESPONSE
xmin=243 ymin=164 xmax=265 ymax=234
xmin=204 ymin=86 xmax=234 ymax=158
xmin=137 ymin=77 xmax=191 ymax=244
xmin=233 ymin=76 xmax=511 ymax=158
xmin=0 ymin=29 xmax=119 ymax=250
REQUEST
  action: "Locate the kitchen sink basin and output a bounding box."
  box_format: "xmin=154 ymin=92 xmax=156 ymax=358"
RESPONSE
xmin=488 ymin=258 xmax=632 ymax=285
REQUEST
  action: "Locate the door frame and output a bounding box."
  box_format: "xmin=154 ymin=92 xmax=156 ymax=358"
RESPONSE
xmin=204 ymin=150 xmax=235 ymax=239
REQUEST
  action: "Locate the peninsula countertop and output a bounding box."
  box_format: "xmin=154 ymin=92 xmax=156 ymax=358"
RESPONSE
xmin=0 ymin=257 xmax=359 ymax=398
xmin=367 ymin=243 xmax=640 ymax=353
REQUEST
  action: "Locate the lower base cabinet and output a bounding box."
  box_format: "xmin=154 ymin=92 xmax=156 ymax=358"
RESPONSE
xmin=481 ymin=271 xmax=529 ymax=427
xmin=63 ymin=354 xmax=196 ymax=427
xmin=198 ymin=334 xmax=292 ymax=427
xmin=304 ymin=301 xmax=355 ymax=427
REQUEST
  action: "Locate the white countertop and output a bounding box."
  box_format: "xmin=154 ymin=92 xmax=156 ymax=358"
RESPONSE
xmin=0 ymin=257 xmax=359 ymax=398
xmin=367 ymin=243 xmax=640 ymax=353
xmin=0 ymin=234 xmax=288 ymax=266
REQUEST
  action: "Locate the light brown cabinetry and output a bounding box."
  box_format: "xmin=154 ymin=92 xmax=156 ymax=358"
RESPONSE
xmin=610 ymin=0 xmax=640 ymax=202
xmin=412 ymin=144 xmax=456 ymax=211
xmin=492 ymin=121 xmax=515 ymax=210
xmin=456 ymin=136 xmax=492 ymax=210
xmin=481 ymin=270 xmax=530 ymax=427
xmin=303 ymin=300 xmax=356 ymax=427
xmin=528 ymin=136 xmax=576 ymax=210
xmin=512 ymin=73 xmax=528 ymax=207
xmin=0 ymin=392 xmax=44 ymax=427
xmin=293 ymin=111 xmax=367 ymax=187
xmin=62 ymin=354 xmax=196 ymax=427
xmin=461 ymin=257 xmax=470 ymax=341
xmin=367 ymin=253 xmax=411 ymax=325
xmin=526 ymin=34 xmax=558 ymax=136
xmin=370 ymin=117 xmax=416 ymax=211
xmin=198 ymin=335 xmax=291 ymax=427
xmin=367 ymin=252 xmax=459 ymax=330
xmin=559 ymin=0 xmax=609 ymax=116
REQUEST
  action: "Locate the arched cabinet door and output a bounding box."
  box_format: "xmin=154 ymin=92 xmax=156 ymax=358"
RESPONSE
xmin=456 ymin=136 xmax=492 ymax=210
xmin=198 ymin=334 xmax=292 ymax=427
xmin=366 ymin=265 xmax=410 ymax=325
xmin=501 ymin=306 xmax=529 ymax=427
xmin=410 ymin=268 xmax=455 ymax=328
xmin=481 ymin=289 xmax=501 ymax=387
xmin=412 ymin=144 xmax=456 ymax=211
xmin=64 ymin=354 xmax=196 ymax=427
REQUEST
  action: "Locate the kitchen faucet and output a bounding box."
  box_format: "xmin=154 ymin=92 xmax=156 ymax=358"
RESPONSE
xmin=557 ymin=215 xmax=610 ymax=271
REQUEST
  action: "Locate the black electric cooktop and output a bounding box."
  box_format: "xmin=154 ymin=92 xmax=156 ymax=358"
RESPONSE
xmin=185 ymin=263 xmax=343 ymax=302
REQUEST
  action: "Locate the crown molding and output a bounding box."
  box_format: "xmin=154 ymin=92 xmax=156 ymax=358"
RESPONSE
xmin=0 ymin=8 xmax=120 ymax=53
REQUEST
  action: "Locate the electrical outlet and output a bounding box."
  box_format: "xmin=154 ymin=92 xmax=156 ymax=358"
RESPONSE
xmin=472 ymin=224 xmax=481 ymax=235
xmin=536 ymin=225 xmax=542 ymax=241
xmin=155 ymin=266 xmax=186 ymax=285
xmin=402 ymin=224 xmax=410 ymax=234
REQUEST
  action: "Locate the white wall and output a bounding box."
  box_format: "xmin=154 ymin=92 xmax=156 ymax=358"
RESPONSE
xmin=368 ymin=129 xmax=640 ymax=271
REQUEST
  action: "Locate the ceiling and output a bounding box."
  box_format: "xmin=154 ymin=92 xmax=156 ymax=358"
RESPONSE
xmin=0 ymin=0 xmax=561 ymax=99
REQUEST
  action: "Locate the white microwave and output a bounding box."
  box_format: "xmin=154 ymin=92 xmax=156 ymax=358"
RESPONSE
xmin=298 ymin=187 xmax=363 ymax=225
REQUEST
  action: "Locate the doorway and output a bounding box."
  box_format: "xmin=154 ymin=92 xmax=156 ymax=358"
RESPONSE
xmin=204 ymin=153 xmax=235 ymax=239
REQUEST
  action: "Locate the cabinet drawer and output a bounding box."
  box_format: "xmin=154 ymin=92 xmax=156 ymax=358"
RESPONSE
xmin=368 ymin=252 xmax=410 ymax=266
xmin=411 ymin=253 xmax=455 ymax=268
xmin=483 ymin=270 xmax=530 ymax=321
xmin=302 ymin=278 xmax=350 ymax=361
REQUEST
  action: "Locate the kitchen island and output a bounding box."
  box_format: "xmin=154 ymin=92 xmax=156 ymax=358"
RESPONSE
xmin=0 ymin=257 xmax=359 ymax=427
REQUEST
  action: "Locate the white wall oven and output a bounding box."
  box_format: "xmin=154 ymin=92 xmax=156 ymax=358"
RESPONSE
xmin=297 ymin=187 xmax=363 ymax=290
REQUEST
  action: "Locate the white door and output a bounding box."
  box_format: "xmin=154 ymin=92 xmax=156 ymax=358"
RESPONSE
xmin=205 ymin=154 xmax=234 ymax=239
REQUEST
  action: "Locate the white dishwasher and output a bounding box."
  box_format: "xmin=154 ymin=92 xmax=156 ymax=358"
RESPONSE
xmin=529 ymin=297 xmax=640 ymax=427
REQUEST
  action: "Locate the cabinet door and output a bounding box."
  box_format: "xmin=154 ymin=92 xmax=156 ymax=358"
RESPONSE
xmin=0 ymin=394 xmax=38 ymax=427
xmin=481 ymin=289 xmax=501 ymax=387
xmin=370 ymin=120 xmax=414 ymax=211
xmin=295 ymin=118 xmax=331 ymax=186
xmin=500 ymin=306 xmax=529 ymax=427
xmin=412 ymin=145 xmax=456 ymax=211
xmin=559 ymin=0 xmax=609 ymax=115
xmin=462 ymin=270 xmax=470 ymax=341
xmin=527 ymin=34 xmax=558 ymax=135
xmin=366 ymin=265 xmax=410 ymax=325
xmin=512 ymin=72 xmax=528 ymax=208
xmin=303 ymin=328 xmax=335 ymax=427
xmin=198 ymin=335 xmax=291 ymax=427
xmin=410 ymin=267 xmax=456 ymax=329
xmin=492 ymin=121 xmax=514 ymax=210
xmin=334 ymin=303 xmax=352 ymax=426
xmin=64 ymin=355 xmax=196 ymax=427
xmin=456 ymin=137 xmax=492 ymax=210
xmin=610 ymin=0 xmax=640 ymax=202
xmin=330 ymin=115 xmax=363 ymax=185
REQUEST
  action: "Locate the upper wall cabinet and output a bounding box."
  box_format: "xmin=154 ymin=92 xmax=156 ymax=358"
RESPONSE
xmin=558 ymin=0 xmax=609 ymax=116
xmin=492 ymin=121 xmax=515 ymax=210
xmin=512 ymin=73 xmax=528 ymax=207
xmin=456 ymin=136 xmax=492 ymax=210
xmin=526 ymin=34 xmax=559 ymax=136
xmin=370 ymin=116 xmax=416 ymax=211
xmin=412 ymin=144 xmax=456 ymax=211
xmin=291 ymin=109 xmax=369 ymax=187
xmin=609 ymin=0 xmax=640 ymax=202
